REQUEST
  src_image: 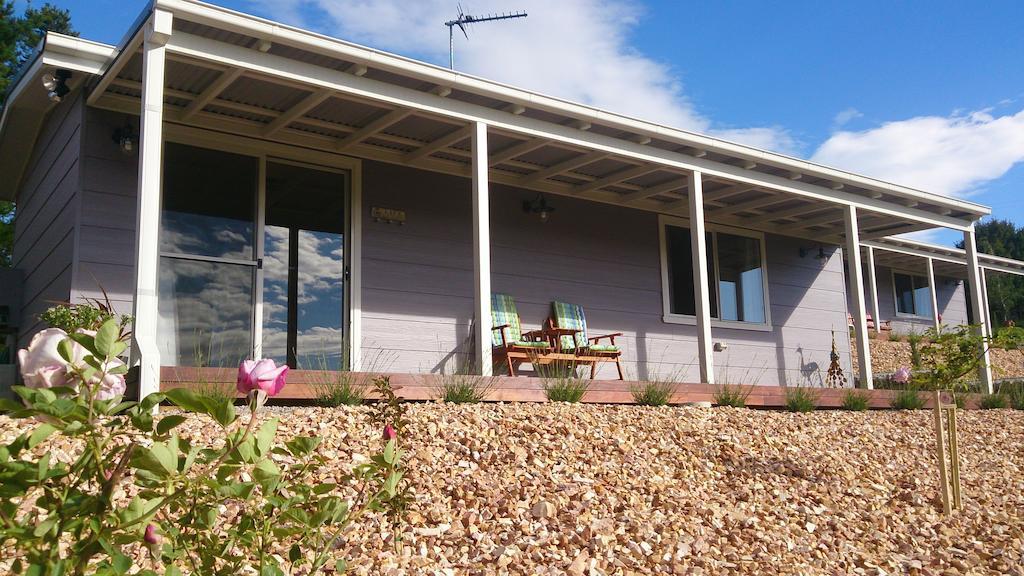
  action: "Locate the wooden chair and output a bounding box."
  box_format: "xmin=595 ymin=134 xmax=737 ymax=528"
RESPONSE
xmin=547 ymin=300 xmax=624 ymax=380
xmin=491 ymin=294 xmax=551 ymax=376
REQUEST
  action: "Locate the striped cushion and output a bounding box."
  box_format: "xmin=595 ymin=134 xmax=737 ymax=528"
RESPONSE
xmin=551 ymin=300 xmax=588 ymax=350
xmin=491 ymin=294 xmax=522 ymax=347
xmin=511 ymin=340 xmax=549 ymax=348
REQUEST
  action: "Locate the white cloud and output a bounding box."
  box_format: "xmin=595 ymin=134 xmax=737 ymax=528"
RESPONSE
xmin=832 ymin=107 xmax=862 ymax=128
xmin=812 ymin=108 xmax=1024 ymax=197
xmin=247 ymin=0 xmax=797 ymax=154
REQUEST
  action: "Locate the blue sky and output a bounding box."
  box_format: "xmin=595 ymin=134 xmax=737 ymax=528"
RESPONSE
xmin=28 ymin=0 xmax=1024 ymax=246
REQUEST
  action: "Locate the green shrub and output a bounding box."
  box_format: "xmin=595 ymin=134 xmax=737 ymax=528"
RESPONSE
xmin=906 ymin=332 xmax=924 ymax=368
xmin=979 ymin=393 xmax=1008 ymax=410
xmin=785 ymin=386 xmax=818 ymax=412
xmin=994 ymin=326 xmax=1024 ymax=350
xmin=535 ymin=360 xmax=589 ymax=402
xmin=1000 ymin=381 xmax=1024 ymax=410
xmin=888 ymin=331 xmax=902 ymax=342
xmin=631 ymin=381 xmax=675 ymax=406
xmin=713 ymin=383 xmax=752 ymax=407
xmin=953 ymin=392 xmax=968 ymax=410
xmin=305 ymin=346 xmax=392 ymax=407
xmin=39 ymin=299 xmax=131 ymax=334
xmin=890 ymin=388 xmax=926 ymax=410
xmin=841 ymin=389 xmax=871 ymax=411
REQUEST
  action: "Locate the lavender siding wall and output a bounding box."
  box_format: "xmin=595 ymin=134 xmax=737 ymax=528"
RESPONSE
xmin=361 ymin=161 xmax=852 ymax=386
xmin=11 ymin=92 xmax=83 ymax=346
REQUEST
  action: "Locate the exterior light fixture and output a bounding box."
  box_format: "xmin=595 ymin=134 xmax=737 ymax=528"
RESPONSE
xmin=523 ymin=193 xmax=555 ymax=222
xmin=112 ymin=120 xmax=138 ymax=155
xmin=42 ymin=69 xmax=71 ymax=102
xmin=799 ymin=245 xmax=829 ymax=260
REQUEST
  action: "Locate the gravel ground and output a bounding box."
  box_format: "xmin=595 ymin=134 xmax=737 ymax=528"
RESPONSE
xmin=3 ymin=404 xmax=1023 ymax=575
xmin=854 ymin=338 xmax=1024 ymax=379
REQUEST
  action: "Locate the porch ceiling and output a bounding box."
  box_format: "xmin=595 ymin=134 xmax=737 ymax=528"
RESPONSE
xmin=84 ymin=0 xmax=991 ymax=244
xmin=864 ymin=238 xmax=1024 ymax=279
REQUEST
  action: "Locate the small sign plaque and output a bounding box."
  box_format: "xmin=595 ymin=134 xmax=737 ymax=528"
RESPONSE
xmin=371 ymin=207 xmax=406 ymax=225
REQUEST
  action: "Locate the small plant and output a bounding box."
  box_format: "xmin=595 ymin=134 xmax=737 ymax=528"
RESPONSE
xmin=39 ymin=291 xmax=132 ymax=334
xmin=713 ymin=383 xmax=752 ymax=407
xmin=906 ymin=332 xmax=924 ymax=368
xmin=979 ymin=393 xmax=1008 ymax=410
xmin=994 ymin=326 xmax=1024 ymax=350
xmin=305 ymin=345 xmax=393 ymax=407
xmin=631 ymin=380 xmax=675 ymax=406
xmin=432 ymin=363 xmax=495 ymax=404
xmin=841 ymin=389 xmax=871 ymax=411
xmin=890 ymin=387 xmax=926 ymax=410
xmin=535 ymin=359 xmax=589 ymax=402
xmin=1000 ymin=381 xmax=1024 ymax=410
xmin=784 ymin=386 xmax=818 ymax=412
xmin=888 ymin=331 xmax=903 ymax=342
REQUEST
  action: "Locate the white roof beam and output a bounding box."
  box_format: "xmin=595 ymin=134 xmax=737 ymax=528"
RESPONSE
xmin=87 ymin=33 xmax=143 ymax=107
xmin=519 ymin=150 xmax=612 ymax=185
xmin=762 ymin=202 xmax=833 ymax=222
xmin=572 ymin=164 xmax=659 ymax=196
xmin=795 ymin=210 xmax=846 ymax=229
xmin=182 ymin=67 xmax=243 ymax=121
xmin=335 ymin=108 xmax=411 ymax=151
xmin=488 ymin=138 xmax=547 ymax=166
xmin=709 ymin=192 xmax=790 ymax=218
xmin=621 ymin=178 xmax=688 ymax=205
xmin=262 ymin=88 xmax=332 ymax=137
xmin=403 ymin=124 xmax=473 ymax=163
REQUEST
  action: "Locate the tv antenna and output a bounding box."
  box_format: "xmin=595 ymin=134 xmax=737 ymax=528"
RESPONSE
xmin=444 ymin=5 xmax=527 ymax=70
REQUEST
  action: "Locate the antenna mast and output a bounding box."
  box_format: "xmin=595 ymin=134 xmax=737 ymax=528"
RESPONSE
xmin=444 ymin=5 xmax=527 ymax=70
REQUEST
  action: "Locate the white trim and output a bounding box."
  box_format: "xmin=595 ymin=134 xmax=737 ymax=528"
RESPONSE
xmin=472 ymin=122 xmax=492 ymax=376
xmin=253 ymin=157 xmax=266 ymax=358
xmin=925 ymin=257 xmax=940 ymax=331
xmin=963 ymin=227 xmax=993 ymax=394
xmin=657 ymin=214 xmax=773 ymax=331
xmin=844 ymin=205 xmax=873 ymax=389
xmin=688 ymin=171 xmax=714 ymax=385
xmin=865 ymin=246 xmax=881 ymax=334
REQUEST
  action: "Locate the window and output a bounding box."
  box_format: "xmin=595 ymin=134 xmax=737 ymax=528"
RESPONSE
xmin=893 ymin=272 xmax=932 ymax=318
xmin=660 ymin=216 xmax=769 ymax=327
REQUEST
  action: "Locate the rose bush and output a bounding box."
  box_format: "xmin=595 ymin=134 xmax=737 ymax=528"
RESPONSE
xmin=1 ymin=307 xmax=409 ymax=575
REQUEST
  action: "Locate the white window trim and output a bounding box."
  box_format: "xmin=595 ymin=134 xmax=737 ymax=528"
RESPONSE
xmin=162 ymin=124 xmax=364 ymax=369
xmin=658 ymin=214 xmax=773 ymax=332
xmin=890 ymin=269 xmax=933 ymax=320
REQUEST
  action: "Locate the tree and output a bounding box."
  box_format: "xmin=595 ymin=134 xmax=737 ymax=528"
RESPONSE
xmin=0 ymin=2 xmax=76 ymax=267
xmin=956 ymin=218 xmax=1024 ymax=326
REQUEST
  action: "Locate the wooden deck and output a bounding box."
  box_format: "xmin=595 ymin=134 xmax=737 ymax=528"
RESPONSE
xmin=160 ymin=367 xmax=950 ymax=409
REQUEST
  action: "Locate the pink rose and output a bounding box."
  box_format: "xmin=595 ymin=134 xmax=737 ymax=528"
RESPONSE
xmin=236 ymin=359 xmax=288 ymax=397
xmin=383 ymin=424 xmax=396 ymax=442
xmin=18 ymin=328 xmax=75 ymax=389
xmin=893 ymin=366 xmax=912 ymax=384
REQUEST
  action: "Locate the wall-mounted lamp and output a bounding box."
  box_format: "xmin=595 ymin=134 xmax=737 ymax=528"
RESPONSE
xmin=42 ymin=69 xmax=71 ymax=103
xmin=799 ymin=245 xmax=829 ymax=261
xmin=523 ymin=193 xmax=555 ymax=223
xmin=111 ymin=120 xmax=138 ymax=155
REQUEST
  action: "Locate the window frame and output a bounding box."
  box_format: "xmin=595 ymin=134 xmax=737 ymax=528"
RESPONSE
xmin=890 ymin=269 xmax=933 ymax=319
xmin=658 ymin=214 xmax=773 ymax=331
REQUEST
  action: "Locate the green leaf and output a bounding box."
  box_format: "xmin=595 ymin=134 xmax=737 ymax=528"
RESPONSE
xmin=37 ymin=453 xmax=51 ymax=481
xmin=67 ymin=331 xmax=97 ymax=357
xmin=57 ymin=338 xmax=76 ymax=363
xmin=165 ymin=566 xmax=182 ymax=576
xmin=255 ymin=418 xmax=278 ymax=457
xmin=156 ymin=415 xmax=187 ymax=436
xmin=132 ymin=443 xmax=176 ymax=478
xmin=288 ymin=544 xmax=301 ymax=563
xmin=163 ymin=388 xmax=208 ymax=414
xmin=253 ymin=458 xmax=281 ymax=491
xmin=210 ymin=400 xmax=236 ymax=428
xmin=112 ymin=551 xmax=132 ymax=575
xmin=95 ymin=318 xmax=119 ymax=360
xmin=285 ymin=436 xmax=321 ymax=457
xmin=382 ymin=439 xmax=397 ymax=465
xmin=335 ymin=559 xmax=347 ymax=573
xmin=28 ymin=423 xmax=58 ymax=449
xmin=33 ymin=515 xmax=57 ymax=537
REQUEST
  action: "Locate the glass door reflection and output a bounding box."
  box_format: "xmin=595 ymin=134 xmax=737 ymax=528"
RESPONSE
xmin=262 ymin=161 xmax=348 ymax=370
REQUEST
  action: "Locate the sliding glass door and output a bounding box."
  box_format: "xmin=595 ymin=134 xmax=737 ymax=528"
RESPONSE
xmin=261 ymin=161 xmax=348 ymax=370
xmin=158 ymin=143 xmax=350 ymax=369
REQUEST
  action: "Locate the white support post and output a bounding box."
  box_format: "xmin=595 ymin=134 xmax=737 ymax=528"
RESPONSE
xmin=980 ymin=268 xmax=991 ymax=332
xmin=689 ymin=170 xmax=715 ymax=385
xmin=472 ymin=121 xmax=492 ymax=376
xmin=964 ymin=227 xmax=993 ymax=393
xmin=926 ymin=257 xmax=940 ymax=331
xmin=844 ymin=205 xmax=874 ymax=389
xmin=131 ymin=9 xmax=172 ymax=401
xmin=865 ymin=246 xmax=881 ymax=334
